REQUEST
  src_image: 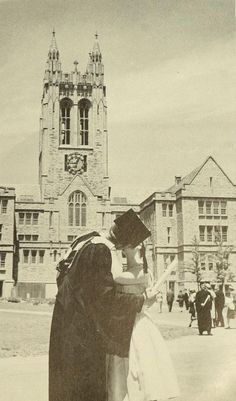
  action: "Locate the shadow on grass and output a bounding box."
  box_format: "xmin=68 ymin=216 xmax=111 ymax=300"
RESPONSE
xmin=159 ymin=324 xmax=198 ymax=341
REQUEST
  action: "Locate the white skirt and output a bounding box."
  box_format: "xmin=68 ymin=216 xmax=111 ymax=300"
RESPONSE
xmin=107 ymin=311 xmax=180 ymax=401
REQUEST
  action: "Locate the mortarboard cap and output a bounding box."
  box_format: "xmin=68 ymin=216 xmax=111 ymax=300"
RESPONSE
xmin=114 ymin=209 xmax=151 ymax=248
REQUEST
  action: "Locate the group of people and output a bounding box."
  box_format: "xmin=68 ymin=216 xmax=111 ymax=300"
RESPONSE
xmin=157 ymin=283 xmax=236 ymax=336
xmin=49 ymin=209 xmax=180 ymax=401
xmin=195 ymin=282 xmax=236 ymax=334
xmin=177 ymin=283 xmax=236 ymax=335
xmin=158 ymin=288 xmax=191 ymax=314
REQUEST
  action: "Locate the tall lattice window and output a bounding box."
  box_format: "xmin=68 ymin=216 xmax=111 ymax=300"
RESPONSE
xmin=60 ymin=98 xmax=73 ymax=145
xmin=1 ymin=199 xmax=8 ymax=214
xmin=199 ymin=226 xmax=205 ymax=242
xmin=0 ymin=252 xmax=6 ymax=268
xmin=68 ymin=191 xmax=87 ymax=227
xmin=78 ymin=99 xmax=91 ymax=145
xmin=23 ymin=250 xmax=29 ymax=264
xmin=39 ymin=250 xmax=45 ymax=264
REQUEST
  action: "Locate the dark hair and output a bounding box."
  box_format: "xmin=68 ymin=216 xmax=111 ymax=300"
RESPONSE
xmin=140 ymin=243 xmax=148 ymax=274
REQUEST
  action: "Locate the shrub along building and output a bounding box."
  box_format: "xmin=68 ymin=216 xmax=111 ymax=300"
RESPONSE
xmin=0 ymin=33 xmax=235 ymax=298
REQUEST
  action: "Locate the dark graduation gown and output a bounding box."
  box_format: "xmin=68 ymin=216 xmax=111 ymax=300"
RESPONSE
xmin=195 ymin=289 xmax=212 ymax=334
xmin=49 ymin=241 xmax=144 ymax=401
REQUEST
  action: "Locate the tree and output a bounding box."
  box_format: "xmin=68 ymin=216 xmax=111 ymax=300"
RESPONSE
xmin=184 ymin=236 xmax=203 ymax=288
xmin=214 ymin=234 xmax=234 ymax=285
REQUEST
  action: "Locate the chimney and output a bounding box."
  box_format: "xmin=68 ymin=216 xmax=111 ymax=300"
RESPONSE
xmin=175 ymin=176 xmax=182 ymax=185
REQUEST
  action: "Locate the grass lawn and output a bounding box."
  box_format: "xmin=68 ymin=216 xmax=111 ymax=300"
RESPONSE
xmin=0 ymin=312 xmax=51 ymax=358
xmin=0 ymin=305 xmax=196 ymax=358
xmin=0 ymin=300 xmax=54 ymax=312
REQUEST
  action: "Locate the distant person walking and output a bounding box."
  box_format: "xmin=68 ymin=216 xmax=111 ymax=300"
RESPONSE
xmin=156 ymin=291 xmax=163 ymax=313
xmin=188 ymin=289 xmax=196 ymax=327
xmin=177 ymin=290 xmax=184 ymax=312
xmin=215 ymin=286 xmax=225 ymax=327
xmin=225 ymin=286 xmax=235 ymax=329
xmin=183 ymin=289 xmax=189 ymax=310
xmin=166 ymin=289 xmax=174 ymax=312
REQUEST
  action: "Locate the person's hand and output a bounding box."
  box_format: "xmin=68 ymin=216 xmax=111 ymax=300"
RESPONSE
xmin=144 ymin=297 xmax=156 ymax=308
xmin=143 ymin=286 xmax=158 ymax=308
xmin=145 ymin=286 xmax=158 ymax=300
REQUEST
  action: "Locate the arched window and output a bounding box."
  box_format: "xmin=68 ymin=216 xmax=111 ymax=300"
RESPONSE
xmin=78 ymin=99 xmax=91 ymax=145
xmin=68 ymin=191 xmax=87 ymax=226
xmin=60 ymin=98 xmax=73 ymax=145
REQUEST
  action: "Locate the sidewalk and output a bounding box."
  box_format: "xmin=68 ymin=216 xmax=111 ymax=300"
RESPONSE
xmin=169 ymin=326 xmax=236 ymax=401
xmin=1 ymin=306 xmax=236 ymax=401
xmin=1 ymin=355 xmax=48 ymax=401
xmin=1 ymin=321 xmax=236 ymax=401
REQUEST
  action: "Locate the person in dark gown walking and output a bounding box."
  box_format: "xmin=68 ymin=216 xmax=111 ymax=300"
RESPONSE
xmin=195 ymin=282 xmax=213 ymax=335
xmin=183 ymin=289 xmax=189 ymax=310
xmin=166 ymin=289 xmax=174 ymax=312
xmin=177 ymin=290 xmax=185 ymax=312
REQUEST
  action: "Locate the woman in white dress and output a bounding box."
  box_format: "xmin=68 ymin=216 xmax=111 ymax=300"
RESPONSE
xmin=107 ymin=244 xmax=180 ymax=401
xmin=225 ymin=287 xmax=235 ymax=329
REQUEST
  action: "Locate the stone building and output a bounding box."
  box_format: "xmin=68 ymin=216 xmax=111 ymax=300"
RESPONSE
xmin=0 ymin=187 xmax=17 ymax=297
xmin=140 ymin=156 xmax=236 ymax=294
xmin=0 ymin=32 xmax=137 ymax=298
xmin=0 ymin=33 xmax=235 ymax=298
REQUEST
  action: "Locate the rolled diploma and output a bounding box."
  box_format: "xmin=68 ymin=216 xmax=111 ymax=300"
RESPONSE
xmin=153 ymin=258 xmax=178 ymax=292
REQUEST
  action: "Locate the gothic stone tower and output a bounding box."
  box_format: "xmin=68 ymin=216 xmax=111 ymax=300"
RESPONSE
xmin=39 ymin=32 xmax=109 ymax=202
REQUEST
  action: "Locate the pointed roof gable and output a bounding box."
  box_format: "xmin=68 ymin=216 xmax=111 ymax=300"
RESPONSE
xmin=166 ymin=156 xmax=235 ymax=194
xmin=59 ymin=173 xmax=96 ymax=197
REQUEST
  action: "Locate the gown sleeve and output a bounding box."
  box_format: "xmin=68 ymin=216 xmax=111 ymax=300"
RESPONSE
xmin=75 ymin=243 xmax=144 ymax=356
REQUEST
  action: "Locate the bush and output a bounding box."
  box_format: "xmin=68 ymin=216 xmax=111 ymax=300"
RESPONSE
xmin=32 ymin=300 xmax=41 ymax=306
xmin=7 ymin=297 xmax=21 ymax=303
xmin=47 ymin=298 xmax=55 ymax=306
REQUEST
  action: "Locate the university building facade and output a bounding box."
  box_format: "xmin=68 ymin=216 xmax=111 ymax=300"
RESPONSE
xmin=0 ymin=33 xmax=137 ymax=298
xmin=140 ymin=156 xmax=236 ymax=294
xmin=0 ymin=33 xmax=235 ymax=298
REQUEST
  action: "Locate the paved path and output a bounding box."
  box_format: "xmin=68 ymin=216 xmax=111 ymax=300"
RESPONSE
xmin=1 ymin=308 xmax=236 ymax=401
xmin=170 ymin=327 xmax=236 ymax=401
xmin=1 ymin=355 xmax=48 ymax=401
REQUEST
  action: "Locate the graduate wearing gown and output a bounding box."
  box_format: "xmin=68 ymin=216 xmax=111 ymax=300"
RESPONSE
xmin=49 ymin=210 xmax=155 ymax=401
xmin=107 ymin=245 xmax=180 ymax=401
xmin=195 ymin=283 xmax=213 ymax=335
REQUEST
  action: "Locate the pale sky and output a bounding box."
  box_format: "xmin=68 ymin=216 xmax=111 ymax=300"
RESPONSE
xmin=0 ymin=0 xmax=235 ymax=201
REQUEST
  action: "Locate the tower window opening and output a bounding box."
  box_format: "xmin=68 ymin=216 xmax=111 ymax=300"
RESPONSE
xmin=78 ymin=99 xmax=91 ymax=146
xmin=60 ymin=98 xmax=73 ymax=145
